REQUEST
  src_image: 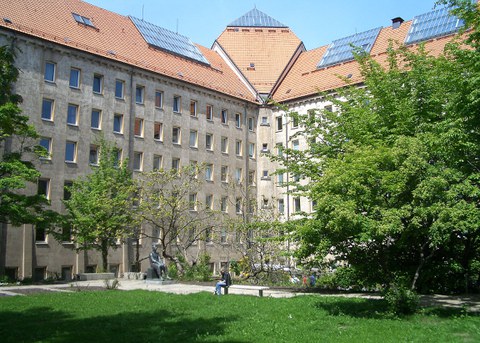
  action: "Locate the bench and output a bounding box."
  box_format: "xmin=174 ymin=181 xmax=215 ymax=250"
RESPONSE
xmin=224 ymin=285 xmax=270 ymax=297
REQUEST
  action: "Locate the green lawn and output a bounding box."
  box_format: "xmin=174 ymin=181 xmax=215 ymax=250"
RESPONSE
xmin=0 ymin=290 xmax=479 ymax=342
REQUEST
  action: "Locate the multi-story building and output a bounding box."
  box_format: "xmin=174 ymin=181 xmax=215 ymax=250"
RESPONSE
xmin=0 ymin=0 xmax=463 ymax=280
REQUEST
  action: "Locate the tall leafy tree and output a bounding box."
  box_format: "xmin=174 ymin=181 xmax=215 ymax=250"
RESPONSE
xmin=136 ymin=165 xmax=217 ymax=273
xmin=272 ymin=1 xmax=480 ymax=292
xmin=0 ymin=42 xmax=56 ymax=227
xmin=63 ymin=139 xmax=137 ymax=271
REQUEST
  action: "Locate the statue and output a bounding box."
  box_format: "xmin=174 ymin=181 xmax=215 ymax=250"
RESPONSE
xmin=149 ymin=244 xmax=169 ymax=280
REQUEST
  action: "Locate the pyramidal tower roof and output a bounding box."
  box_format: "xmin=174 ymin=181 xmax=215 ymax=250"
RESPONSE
xmin=228 ymin=8 xmax=287 ymax=28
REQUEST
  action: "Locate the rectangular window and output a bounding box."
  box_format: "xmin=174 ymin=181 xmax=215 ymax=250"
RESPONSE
xmin=190 ymin=100 xmax=197 ymax=117
xmin=235 ymin=140 xmax=242 ymax=156
xmin=262 ymin=143 xmax=268 ymax=152
xmin=35 ymin=226 xmax=47 ymax=243
xmin=221 ymin=196 xmax=228 ymax=213
xmin=276 ymin=116 xmax=283 ymax=131
xmin=189 ymin=193 xmax=197 ymax=211
xmin=44 ymin=62 xmax=55 ymax=82
xmin=133 ymin=152 xmax=143 ymax=171
xmin=69 ymin=68 xmax=80 ymax=88
xmin=205 ymin=194 xmax=213 ymax=210
xmin=153 ymin=154 xmax=162 ymax=170
xmin=65 ymin=141 xmax=77 ymax=163
xmin=248 ymin=170 xmax=255 ymax=185
xmin=89 ymin=145 xmax=99 ymax=165
xmin=154 ymin=122 xmax=163 ymax=141
xmin=93 ymin=74 xmax=103 ymax=94
xmin=221 ymin=166 xmax=228 ymax=182
xmin=294 ymin=197 xmax=301 ymax=212
xmin=135 ymin=86 xmax=145 ymax=105
xmin=135 ymin=86 xmax=144 ymax=104
xmin=41 ymin=99 xmax=54 ymax=121
xmin=248 ymin=117 xmax=254 ymax=131
xmin=235 ymin=113 xmax=241 ymax=128
xmin=278 ymin=199 xmax=285 ymax=214
xmin=236 ymin=198 xmax=242 ymax=214
xmin=115 ymin=80 xmax=124 ymax=99
xmin=39 ymin=137 xmax=52 ymax=159
xmin=113 ymin=114 xmax=123 ymax=133
xmin=206 ymin=133 xmax=213 ymax=151
xmin=189 ymin=130 xmax=198 ymax=148
xmin=64 ymin=181 xmax=73 ymax=200
xmin=221 ymin=109 xmax=228 ymax=124
xmin=277 ymin=173 xmax=284 ymax=185
xmin=235 ymin=168 xmax=242 ymax=184
xmin=276 ymin=143 xmax=284 ymax=157
xmin=221 ymin=227 xmax=227 ymax=244
xmin=155 ymin=91 xmax=163 ymax=108
xmin=173 ymin=96 xmax=181 ymax=113
xmin=171 ymin=158 xmax=180 ymax=171
xmin=172 ymin=127 xmax=181 ymax=144
xmin=248 ymin=142 xmax=255 ymax=158
xmin=292 ymin=115 xmax=299 ymax=128
xmin=205 ymin=164 xmax=213 ymax=181
xmin=261 ymin=116 xmax=268 ymax=125
xmin=221 ymin=137 xmax=228 ymax=154
xmin=38 ymin=178 xmax=50 ymax=199
xmin=67 ymin=104 xmax=79 ymax=126
xmin=292 ymin=139 xmax=300 ymax=151
xmin=114 ymin=148 xmax=122 ymax=167
xmin=206 ymin=105 xmax=213 ymax=120
xmin=134 ymin=118 xmax=144 ymax=137
xmin=91 ymin=109 xmax=101 ymax=129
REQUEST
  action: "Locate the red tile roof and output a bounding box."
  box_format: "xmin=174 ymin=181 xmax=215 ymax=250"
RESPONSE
xmin=0 ymin=0 xmax=257 ymax=103
xmin=216 ymin=27 xmax=303 ymax=94
xmin=272 ymin=20 xmax=461 ymax=102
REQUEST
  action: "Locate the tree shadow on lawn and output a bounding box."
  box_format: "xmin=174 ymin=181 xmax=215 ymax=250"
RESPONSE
xmin=314 ymin=298 xmax=480 ymax=319
xmin=0 ymin=306 xmax=248 ymax=343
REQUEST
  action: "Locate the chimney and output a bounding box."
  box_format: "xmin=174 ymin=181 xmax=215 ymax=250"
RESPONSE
xmin=391 ymin=17 xmax=404 ymax=29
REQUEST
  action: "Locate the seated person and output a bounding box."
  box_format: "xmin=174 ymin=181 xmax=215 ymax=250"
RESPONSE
xmin=215 ymin=268 xmax=232 ymax=295
xmin=149 ymin=244 xmax=168 ymax=280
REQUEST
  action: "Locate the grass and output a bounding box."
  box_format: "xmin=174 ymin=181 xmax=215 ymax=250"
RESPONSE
xmin=0 ymin=290 xmax=479 ymax=342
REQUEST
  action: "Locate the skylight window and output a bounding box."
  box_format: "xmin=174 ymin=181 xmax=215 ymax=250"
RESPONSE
xmin=405 ymin=6 xmax=464 ymax=45
xmin=317 ymin=27 xmax=382 ymax=69
xmin=72 ymin=13 xmax=95 ymax=28
xmin=130 ymin=16 xmax=210 ymax=65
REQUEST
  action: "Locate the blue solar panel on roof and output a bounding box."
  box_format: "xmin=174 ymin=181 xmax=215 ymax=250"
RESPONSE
xmin=317 ymin=27 xmax=382 ymax=69
xmin=405 ymin=7 xmax=464 ymax=44
xmin=130 ymin=16 xmax=209 ymax=65
xmin=228 ymin=8 xmax=287 ymax=28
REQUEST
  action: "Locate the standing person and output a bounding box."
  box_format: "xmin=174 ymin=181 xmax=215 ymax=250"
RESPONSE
xmin=215 ymin=268 xmax=232 ymax=295
xmin=309 ymin=274 xmax=316 ymax=287
xmin=302 ymin=275 xmax=307 ymax=287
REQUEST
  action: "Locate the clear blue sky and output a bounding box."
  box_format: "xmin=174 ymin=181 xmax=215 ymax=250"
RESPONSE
xmin=84 ymin=0 xmax=442 ymax=50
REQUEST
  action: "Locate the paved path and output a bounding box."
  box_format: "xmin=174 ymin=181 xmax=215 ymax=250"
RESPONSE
xmin=1 ymin=279 xmax=480 ymax=311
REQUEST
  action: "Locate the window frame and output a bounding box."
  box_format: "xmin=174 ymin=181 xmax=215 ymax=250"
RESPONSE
xmin=133 ymin=151 xmax=144 ymax=171
xmin=173 ymin=95 xmax=181 ymax=113
xmin=206 ymin=104 xmax=213 ymax=121
xmin=155 ymin=90 xmax=163 ymax=108
xmin=41 ymin=98 xmax=54 ymax=121
xmin=69 ymin=67 xmax=80 ymax=88
xmin=153 ymin=154 xmax=163 ymax=170
xmin=113 ymin=113 xmax=124 ymax=134
xmin=154 ymin=122 xmax=163 ymax=141
xmin=115 ymin=79 xmax=125 ymax=99
xmin=39 ymin=137 xmax=52 ymax=160
xmin=189 ymin=130 xmax=198 ymax=148
xmin=65 ymin=141 xmax=77 ymax=163
xmin=206 ymin=133 xmax=213 ymax=151
xmin=135 ymin=85 xmax=145 ymax=104
xmin=221 ymin=136 xmax=228 ymax=154
xmin=190 ymin=100 xmax=197 ymax=117
xmin=89 ymin=144 xmax=99 ymax=166
xmin=172 ymin=126 xmax=181 ymax=145
xmin=221 ymin=109 xmax=228 ymax=124
xmin=44 ymin=62 xmax=55 ymax=83
xmin=235 ymin=113 xmax=241 ymax=128
xmin=91 ymin=109 xmax=102 ymax=130
xmin=134 ymin=117 xmax=144 ymax=138
xmin=67 ymin=103 xmax=79 ymax=126
xmin=93 ymin=74 xmax=103 ymax=94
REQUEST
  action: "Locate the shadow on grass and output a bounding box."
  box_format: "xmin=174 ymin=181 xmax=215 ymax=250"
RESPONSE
xmin=314 ymin=297 xmax=480 ymax=319
xmin=0 ymin=306 xmax=247 ymax=343
xmin=314 ymin=298 xmax=391 ymax=319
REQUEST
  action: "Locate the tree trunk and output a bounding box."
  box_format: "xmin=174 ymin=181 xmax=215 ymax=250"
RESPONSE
xmin=101 ymin=240 xmax=109 ymax=272
xmin=411 ymin=242 xmax=434 ymax=290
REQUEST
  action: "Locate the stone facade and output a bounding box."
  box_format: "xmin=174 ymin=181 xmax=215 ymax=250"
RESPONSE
xmin=0 ymin=32 xmax=259 ymax=280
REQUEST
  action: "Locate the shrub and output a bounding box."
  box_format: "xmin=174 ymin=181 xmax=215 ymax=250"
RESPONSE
xmin=384 ymin=284 xmax=419 ymax=316
xmin=104 ymin=278 xmax=120 ymax=290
